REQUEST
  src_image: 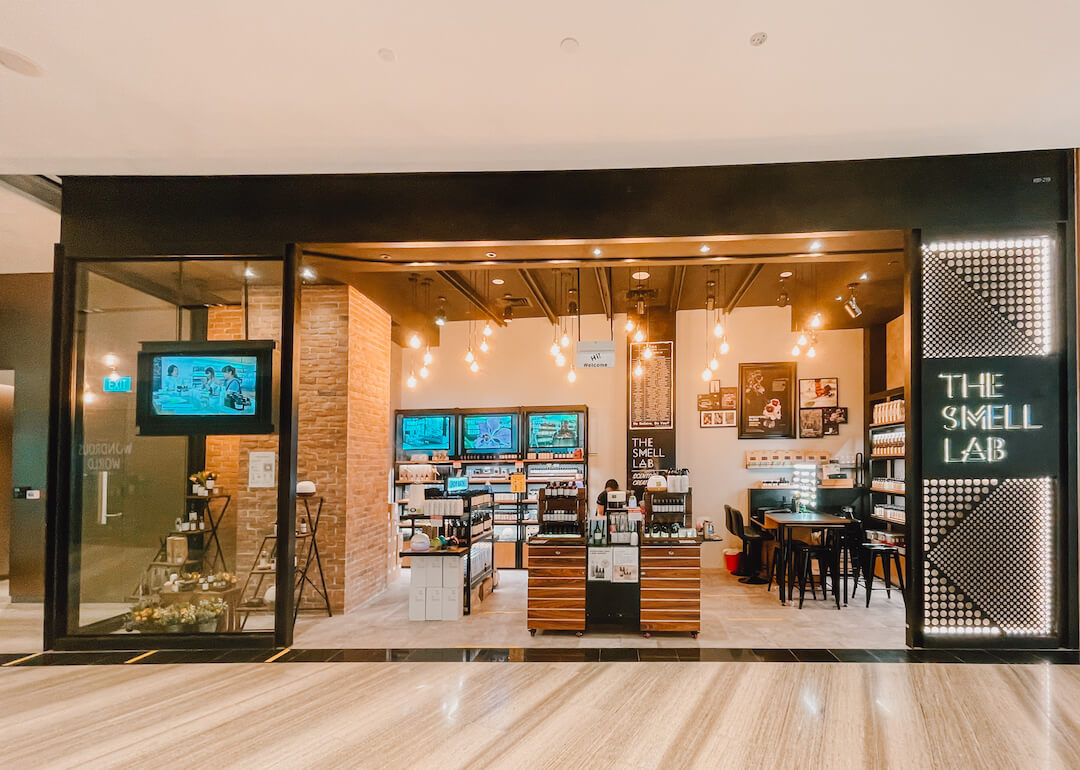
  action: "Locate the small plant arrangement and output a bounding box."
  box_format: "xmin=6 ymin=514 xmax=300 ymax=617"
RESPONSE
xmin=189 ymin=470 xmax=218 ymax=495
xmin=126 ymin=598 xmax=227 ymax=633
xmin=127 ymin=601 xmax=165 ymax=632
xmin=194 ymin=598 xmax=228 ymax=631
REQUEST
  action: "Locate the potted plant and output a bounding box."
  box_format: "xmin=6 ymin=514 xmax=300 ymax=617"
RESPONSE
xmin=194 ymin=598 xmax=227 ymax=632
xmin=127 ymin=601 xmax=164 ymax=633
xmin=188 ymin=470 xmax=216 ymax=496
xmin=159 ymin=604 xmax=184 ymax=633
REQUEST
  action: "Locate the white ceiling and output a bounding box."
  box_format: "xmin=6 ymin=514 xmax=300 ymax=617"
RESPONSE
xmin=0 ymin=1 xmax=1078 ymax=175
xmin=0 ymin=184 xmax=58 ymax=273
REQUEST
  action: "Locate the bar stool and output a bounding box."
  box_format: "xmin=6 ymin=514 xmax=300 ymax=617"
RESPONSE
xmin=856 ymin=544 xmax=906 ymax=607
xmin=723 ymin=505 xmax=747 ymax=576
xmin=729 ymin=506 xmax=770 ymax=585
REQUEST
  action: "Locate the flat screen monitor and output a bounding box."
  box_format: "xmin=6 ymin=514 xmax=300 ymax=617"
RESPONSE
xmin=136 ymin=340 xmax=276 ymax=435
xmin=527 ymin=412 xmax=583 ymax=451
xmin=461 ymin=412 xmax=519 ymax=455
xmin=399 ymin=414 xmax=454 ymax=457
xmin=446 ymin=475 xmax=469 ymax=494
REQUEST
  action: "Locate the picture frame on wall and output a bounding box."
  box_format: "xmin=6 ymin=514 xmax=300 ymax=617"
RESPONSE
xmin=822 ymin=406 xmax=847 ymax=435
xmin=719 ymin=386 xmax=737 ymax=410
xmin=799 ymin=377 xmax=839 ymax=408
xmin=799 ymin=408 xmax=824 ymax=438
xmin=700 ymin=410 xmax=736 ymax=428
xmin=738 ymin=362 xmax=796 ymax=439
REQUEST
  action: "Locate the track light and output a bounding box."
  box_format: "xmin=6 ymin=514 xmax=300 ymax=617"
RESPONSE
xmin=503 ymin=305 xmax=514 ymax=323
xmin=844 ymin=283 xmax=862 ymax=319
xmin=434 ymin=309 xmax=447 ymax=327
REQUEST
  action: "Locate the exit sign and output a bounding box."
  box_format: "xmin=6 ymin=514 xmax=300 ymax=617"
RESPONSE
xmin=103 ymin=376 xmax=132 ymax=393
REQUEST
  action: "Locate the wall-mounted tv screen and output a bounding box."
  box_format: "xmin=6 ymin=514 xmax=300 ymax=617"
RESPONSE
xmin=400 ymin=414 xmax=454 ymax=457
xmin=527 ymin=412 xmax=584 ymax=451
xmin=461 ymin=413 xmax=519 ymax=455
xmin=136 ymin=340 xmax=276 ymax=435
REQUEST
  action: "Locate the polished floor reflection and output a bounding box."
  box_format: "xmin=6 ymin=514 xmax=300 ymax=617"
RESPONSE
xmin=2 ymin=660 xmax=1079 ymax=767
xmin=294 ymin=567 xmax=906 ymax=649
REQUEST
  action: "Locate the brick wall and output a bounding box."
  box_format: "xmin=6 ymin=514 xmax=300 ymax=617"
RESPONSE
xmin=206 ymin=285 xmax=392 ymax=614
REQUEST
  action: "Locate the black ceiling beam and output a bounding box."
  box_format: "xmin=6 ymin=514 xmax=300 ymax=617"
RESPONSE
xmin=668 ymin=266 xmax=686 ymax=313
xmin=518 ymin=268 xmax=558 ymax=324
xmin=437 ymin=270 xmax=506 ymax=326
xmin=594 ymin=267 xmax=612 ymax=320
xmin=723 ymin=264 xmax=763 ymax=314
xmin=0 ymin=174 xmax=61 ymax=213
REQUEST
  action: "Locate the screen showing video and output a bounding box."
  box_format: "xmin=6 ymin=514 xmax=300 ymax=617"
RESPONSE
xmin=528 ymin=413 xmax=581 ymax=449
xmin=150 ymin=354 xmax=258 ymax=416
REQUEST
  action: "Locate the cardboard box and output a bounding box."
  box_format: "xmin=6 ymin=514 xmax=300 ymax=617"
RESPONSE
xmin=409 ymin=587 xmax=426 ymax=621
xmin=442 ymin=555 xmax=463 ymax=589
xmin=425 ymin=586 xmax=443 ymax=620
xmin=442 ymin=585 xmax=462 ymax=621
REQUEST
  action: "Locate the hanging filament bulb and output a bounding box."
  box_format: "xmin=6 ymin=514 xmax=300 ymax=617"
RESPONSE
xmin=624 ymin=317 xmax=635 ymax=333
xmin=701 ymin=367 xmax=711 ymax=382
xmin=482 ymin=322 xmax=493 ymax=337
xmin=423 ymin=348 xmax=433 ymax=366
xmin=713 ymin=320 xmax=724 ymax=338
xmin=479 ymin=339 xmax=489 ymax=353
xmin=791 ymin=343 xmax=802 ymax=357
xmin=719 ymin=337 xmax=730 ymax=355
xmin=797 ymin=332 xmax=809 ymax=347
xmin=550 ymin=339 xmax=561 ymax=356
xmin=408 ymin=333 xmax=422 ymax=349
xmin=469 ymin=360 xmax=480 ymax=373
xmin=806 ymin=345 xmax=817 ymax=358
xmin=632 ymin=328 xmax=645 ymax=343
xmin=419 ymin=365 xmax=430 ymax=379
xmin=809 ymin=312 xmax=823 ymax=329
xmin=633 ymin=362 xmax=644 ymax=377
xmin=464 ymin=348 xmax=475 ymax=364
xmin=560 ymin=331 xmax=571 ymax=348
xmin=641 ymin=346 xmax=653 ymax=360
xmin=407 ymin=371 xmax=418 ymax=388
xmin=555 ymin=352 xmax=566 ymax=367
xmin=709 ymin=356 xmax=719 ymax=371
xmin=567 ymin=368 xmax=577 ymax=383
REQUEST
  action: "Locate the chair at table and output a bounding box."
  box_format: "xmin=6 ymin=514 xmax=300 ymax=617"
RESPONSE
xmin=729 ymin=506 xmax=770 ymax=585
xmin=855 ymin=543 xmax=906 ymax=607
xmin=794 ymin=533 xmax=835 ymax=608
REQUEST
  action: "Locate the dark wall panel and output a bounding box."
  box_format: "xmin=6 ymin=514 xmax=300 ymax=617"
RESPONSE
xmin=0 ymin=272 xmax=53 ymax=601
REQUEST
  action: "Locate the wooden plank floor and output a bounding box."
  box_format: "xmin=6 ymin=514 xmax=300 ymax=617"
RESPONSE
xmin=3 ymin=661 xmax=1080 ymax=768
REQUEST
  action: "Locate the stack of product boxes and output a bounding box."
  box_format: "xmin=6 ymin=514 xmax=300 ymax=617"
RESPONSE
xmin=408 ymin=555 xmax=464 ymax=621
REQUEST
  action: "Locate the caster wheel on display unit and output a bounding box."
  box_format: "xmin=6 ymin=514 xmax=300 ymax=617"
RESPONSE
xmin=643 ymin=632 xmax=651 ymax=639
xmin=529 ymin=629 xmax=537 ymax=636
xmin=690 ymin=632 xmax=699 ymax=639
xmin=575 ymin=631 xmax=583 ymax=638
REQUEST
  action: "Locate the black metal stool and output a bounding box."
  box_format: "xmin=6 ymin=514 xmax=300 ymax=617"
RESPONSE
xmin=857 ymin=544 xmax=906 ymax=607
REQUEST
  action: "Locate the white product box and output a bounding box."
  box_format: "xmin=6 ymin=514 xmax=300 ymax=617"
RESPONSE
xmin=410 ymin=561 xmax=428 ymax=588
xmin=442 ymin=585 xmax=462 ymax=621
xmin=425 ymin=586 xmax=443 ymax=621
xmin=442 ymin=555 xmax=463 ymax=590
xmin=424 ymin=557 xmax=444 ymax=587
xmin=409 ymin=587 xmax=426 ymax=621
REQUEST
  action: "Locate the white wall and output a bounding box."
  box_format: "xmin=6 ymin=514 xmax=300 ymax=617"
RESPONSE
xmin=398 ymin=306 xmax=864 ymax=521
xmin=399 ymin=314 xmax=626 ymax=504
xmin=676 ymin=306 xmax=864 ymax=529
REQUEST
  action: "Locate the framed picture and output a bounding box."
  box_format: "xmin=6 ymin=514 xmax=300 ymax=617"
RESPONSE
xmin=719 ymin=386 xmax=737 ymax=410
xmin=708 ymin=380 xmax=721 ymax=395
xmin=739 ymin=362 xmax=796 ymax=439
xmin=822 ymin=406 xmax=847 ymax=435
xmin=800 ymin=408 xmax=824 ymax=438
xmin=799 ymin=377 xmax=839 ymax=408
xmin=700 ymin=409 xmax=736 ymax=428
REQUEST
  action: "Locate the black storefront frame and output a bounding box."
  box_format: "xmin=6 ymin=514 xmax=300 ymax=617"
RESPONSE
xmin=46 ymin=150 xmax=1078 ymax=652
xmin=44 ymin=249 xmax=301 ymax=650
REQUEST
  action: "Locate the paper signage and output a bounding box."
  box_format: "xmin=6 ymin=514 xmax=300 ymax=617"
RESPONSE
xmin=576 ymin=340 xmax=616 ymax=369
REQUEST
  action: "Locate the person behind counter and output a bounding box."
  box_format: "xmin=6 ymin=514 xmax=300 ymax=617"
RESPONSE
xmin=596 ymin=478 xmax=620 ymax=516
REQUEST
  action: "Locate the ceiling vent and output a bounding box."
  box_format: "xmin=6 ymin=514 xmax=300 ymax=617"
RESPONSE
xmin=503 ymin=296 xmax=532 ymax=308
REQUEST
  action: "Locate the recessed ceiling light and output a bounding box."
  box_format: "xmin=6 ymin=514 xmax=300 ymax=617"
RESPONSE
xmin=749 ymin=32 xmax=768 ymax=47
xmin=631 ymin=271 xmax=651 ymax=280
xmin=380 ymin=253 xmax=391 ymax=260
xmin=560 ymin=37 xmax=580 ymax=54
xmin=699 ymin=244 xmax=711 ymax=253
xmin=0 ymin=47 xmax=44 ymax=77
xmin=377 ymin=48 xmax=396 ymax=63
xmin=486 ymin=252 xmax=497 ymax=258
xmin=809 ymin=239 xmax=824 ymax=252
xmin=779 ymin=271 xmax=793 ymax=279
xmin=300 ymin=267 xmax=316 ymax=281
xmin=244 ymin=267 xmax=256 ymax=279
xmin=592 ymin=247 xmax=602 ymax=256
xmin=859 ymin=272 xmax=869 ymax=280
xmin=491 ymin=278 xmax=505 ymax=285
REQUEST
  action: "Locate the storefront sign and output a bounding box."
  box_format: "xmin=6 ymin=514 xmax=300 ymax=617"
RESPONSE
xmin=576 ymin=340 xmax=616 ymax=369
xmin=922 ymin=357 xmax=1059 ymax=478
xmin=627 ymin=310 xmax=677 ymax=492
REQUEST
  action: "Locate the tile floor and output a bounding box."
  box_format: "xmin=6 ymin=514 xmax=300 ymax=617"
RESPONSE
xmin=293 ymin=567 xmax=907 ymax=649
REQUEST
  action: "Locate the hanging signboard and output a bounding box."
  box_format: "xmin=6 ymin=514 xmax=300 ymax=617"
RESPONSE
xmin=576 ymin=340 xmax=616 ymax=369
xmin=627 ymin=309 xmax=677 ymax=492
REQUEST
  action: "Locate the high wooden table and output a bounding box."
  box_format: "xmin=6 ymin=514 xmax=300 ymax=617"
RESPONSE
xmin=760 ymin=511 xmax=850 ymax=607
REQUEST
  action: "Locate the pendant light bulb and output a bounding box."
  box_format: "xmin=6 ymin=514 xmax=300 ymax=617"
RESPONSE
xmin=709 ymin=356 xmax=719 ymax=371
xmin=633 ymin=363 xmax=643 ymax=378
xmin=482 ymin=322 xmax=493 ymax=337
xmin=407 ymin=371 xmax=418 ymax=389
xmin=791 ymin=343 xmax=802 ymax=357
xmin=408 ymin=333 xmax=422 ymax=349
xmin=479 ymin=339 xmax=489 ymax=353
xmin=809 ymin=313 xmax=823 ymax=329
xmin=624 ymin=318 xmax=635 ymax=333
xmin=641 ymin=346 xmax=653 ymax=360
xmin=560 ymin=332 xmax=570 ymax=348
xmin=797 ymin=332 xmax=809 ymax=347
xmin=806 ymin=345 xmax=817 ymax=358
xmin=701 ymin=367 xmax=711 ymax=382
xmin=555 ymin=352 xmax=566 ymax=367
xmin=713 ymin=321 xmax=724 ymax=338
xmin=469 ymin=360 xmax=480 ymax=373
xmin=719 ymin=337 xmax=730 ymax=355
xmin=419 ymin=366 xmax=429 ymax=379
xmin=423 ymin=348 xmax=433 ymax=366
xmin=632 ymin=328 xmax=645 ymax=344
xmin=567 ymin=368 xmax=577 ymax=383
xmin=465 ymin=348 xmax=475 ymax=364
xmin=550 ymin=340 xmax=560 ymax=356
